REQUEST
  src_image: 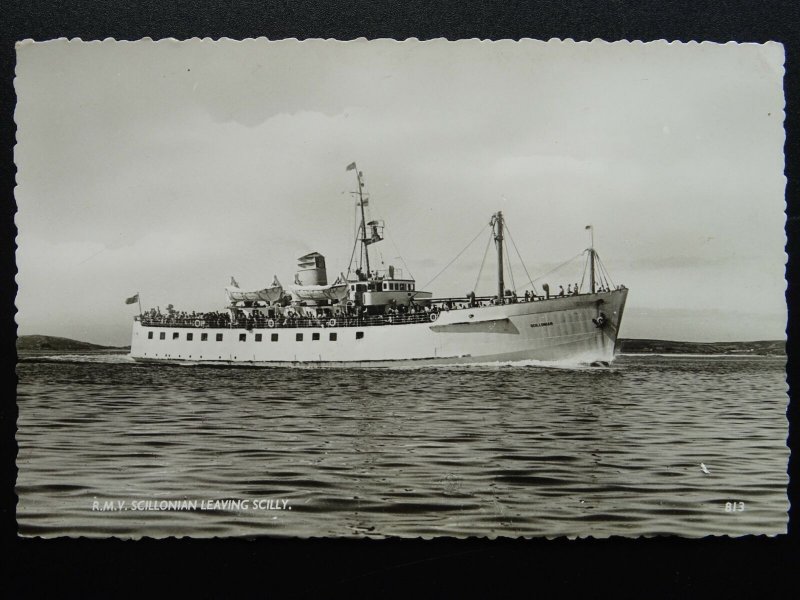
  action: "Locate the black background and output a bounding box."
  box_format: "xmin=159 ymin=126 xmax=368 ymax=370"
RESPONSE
xmin=1 ymin=1 xmax=797 ymax=596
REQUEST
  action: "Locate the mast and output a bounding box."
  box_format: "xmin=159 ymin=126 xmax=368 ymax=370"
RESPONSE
xmin=589 ymin=226 xmax=595 ymax=294
xmin=355 ymin=166 xmax=371 ymax=277
xmin=589 ymin=225 xmax=595 ymax=293
xmin=493 ymin=211 xmax=505 ymax=302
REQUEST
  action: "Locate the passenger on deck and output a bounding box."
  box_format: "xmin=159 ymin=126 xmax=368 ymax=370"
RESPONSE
xmin=558 ymin=285 xmax=565 ymax=297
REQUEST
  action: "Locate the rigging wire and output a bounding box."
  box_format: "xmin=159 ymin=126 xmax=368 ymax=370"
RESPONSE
xmin=345 ymin=203 xmax=360 ymax=280
xmin=353 ymin=196 xmax=358 ymax=245
xmin=473 ymin=230 xmax=493 ymax=293
xmin=356 ymin=179 xmax=392 ymax=275
xmin=579 ymin=250 xmax=589 ymax=291
xmin=372 ymin=199 xmax=387 ymax=270
xmin=419 ymin=224 xmax=492 ymax=291
xmin=530 ymin=252 xmax=585 ymax=284
xmin=596 ymin=253 xmax=616 ymax=289
xmin=384 ymin=225 xmax=416 ymax=281
xmin=342 ymin=174 xmax=417 ymax=284
xmin=503 ymin=235 xmax=516 ymax=294
xmin=503 ymin=222 xmax=539 ymax=295
xmin=593 ymin=251 xmax=605 ymax=288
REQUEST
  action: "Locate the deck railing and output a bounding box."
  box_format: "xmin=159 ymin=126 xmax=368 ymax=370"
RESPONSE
xmin=138 ymin=311 xmax=441 ymax=329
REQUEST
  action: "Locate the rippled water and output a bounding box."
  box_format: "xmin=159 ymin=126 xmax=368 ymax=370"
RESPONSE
xmin=16 ymin=354 xmax=788 ymax=538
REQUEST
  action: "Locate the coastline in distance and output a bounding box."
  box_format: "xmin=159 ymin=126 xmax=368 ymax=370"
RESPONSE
xmin=15 ymin=335 xmax=785 ymax=357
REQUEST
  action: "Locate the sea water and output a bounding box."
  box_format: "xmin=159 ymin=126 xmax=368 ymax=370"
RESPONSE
xmin=15 ymin=354 xmax=788 ymax=538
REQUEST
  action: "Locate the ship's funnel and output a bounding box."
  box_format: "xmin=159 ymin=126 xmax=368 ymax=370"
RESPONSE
xmin=296 ymin=252 xmax=328 ymax=286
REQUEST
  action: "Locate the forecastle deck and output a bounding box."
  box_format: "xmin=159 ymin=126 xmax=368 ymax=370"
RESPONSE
xmin=130 ymin=289 xmax=628 ymax=366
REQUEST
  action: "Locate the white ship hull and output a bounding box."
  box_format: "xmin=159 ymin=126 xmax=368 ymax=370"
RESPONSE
xmin=130 ymin=289 xmax=627 ymax=367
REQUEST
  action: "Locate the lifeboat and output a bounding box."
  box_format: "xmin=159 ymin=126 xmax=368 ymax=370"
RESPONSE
xmin=289 ymin=273 xmax=349 ymax=303
xmin=225 ymin=275 xmax=284 ymax=303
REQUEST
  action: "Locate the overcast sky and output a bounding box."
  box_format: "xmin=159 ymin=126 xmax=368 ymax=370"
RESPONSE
xmin=15 ymin=39 xmax=786 ymax=345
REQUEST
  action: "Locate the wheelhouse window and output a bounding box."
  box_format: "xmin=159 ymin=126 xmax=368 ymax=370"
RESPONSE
xmin=159 ymin=332 xmax=165 ymax=340
xmin=255 ymin=333 xmax=262 ymax=342
xmin=173 ymin=332 xmax=179 ymax=339
xmin=216 ymin=333 xmax=223 ymax=342
xmin=329 ymin=332 xmax=337 ymax=341
xmin=239 ymin=333 xmax=246 ymax=342
xmin=356 ymin=331 xmax=364 ymax=340
xmin=187 ymin=333 xmax=193 ymax=341
xmin=201 ymin=333 xmax=208 ymax=341
xmin=271 ymin=333 xmax=279 ymax=342
xmin=147 ymin=332 xmax=153 ymax=339
xmin=312 ymin=332 xmax=320 ymax=341
xmin=296 ymin=333 xmax=303 ymax=341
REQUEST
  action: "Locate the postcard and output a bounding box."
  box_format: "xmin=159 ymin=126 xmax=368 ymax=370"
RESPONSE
xmin=15 ymin=38 xmax=787 ymax=538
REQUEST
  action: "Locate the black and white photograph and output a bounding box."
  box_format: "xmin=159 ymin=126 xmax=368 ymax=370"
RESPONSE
xmin=14 ymin=38 xmax=788 ymax=538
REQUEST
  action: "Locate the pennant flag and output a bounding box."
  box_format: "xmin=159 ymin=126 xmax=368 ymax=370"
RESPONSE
xmin=124 ymin=293 xmax=139 ymax=305
xmin=346 ymin=162 xmax=356 ymax=171
xmin=585 ymin=225 xmax=592 ymax=230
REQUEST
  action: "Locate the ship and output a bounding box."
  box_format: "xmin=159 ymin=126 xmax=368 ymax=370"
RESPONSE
xmin=130 ymin=163 xmax=628 ymax=367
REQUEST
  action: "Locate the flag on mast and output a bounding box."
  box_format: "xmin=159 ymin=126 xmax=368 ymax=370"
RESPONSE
xmin=124 ymin=293 xmax=139 ymax=305
xmin=585 ymin=225 xmax=592 ymax=230
xmin=346 ymin=162 xmax=357 ymax=171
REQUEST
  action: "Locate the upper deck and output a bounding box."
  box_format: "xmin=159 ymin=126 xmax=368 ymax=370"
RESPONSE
xmin=137 ymin=287 xmax=626 ymax=330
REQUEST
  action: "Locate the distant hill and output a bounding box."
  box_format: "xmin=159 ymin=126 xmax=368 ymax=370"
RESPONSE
xmin=17 ymin=335 xmax=128 ymax=353
xmin=618 ymin=338 xmax=784 ymax=356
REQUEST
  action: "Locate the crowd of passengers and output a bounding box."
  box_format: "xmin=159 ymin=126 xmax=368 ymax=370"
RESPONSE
xmin=140 ymin=307 xmax=233 ymax=328
xmin=139 ymin=283 xmax=625 ymax=328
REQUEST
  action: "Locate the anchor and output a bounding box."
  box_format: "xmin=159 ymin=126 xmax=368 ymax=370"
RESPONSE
xmin=592 ymin=311 xmax=607 ymax=329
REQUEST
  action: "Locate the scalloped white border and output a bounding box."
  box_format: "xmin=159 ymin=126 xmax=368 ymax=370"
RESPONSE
xmin=12 ymin=37 xmax=789 ymax=540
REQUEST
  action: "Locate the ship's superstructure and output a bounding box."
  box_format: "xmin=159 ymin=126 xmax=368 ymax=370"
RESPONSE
xmin=130 ymin=163 xmax=627 ymax=366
